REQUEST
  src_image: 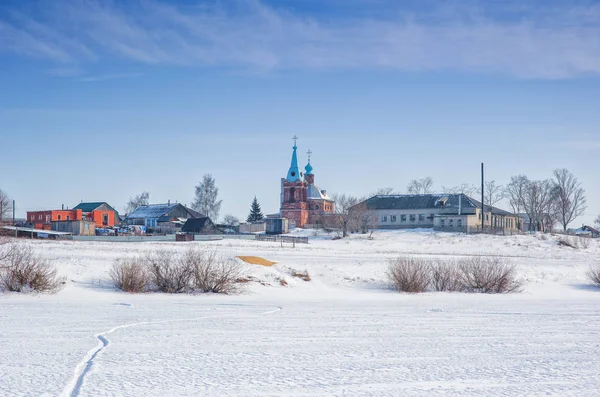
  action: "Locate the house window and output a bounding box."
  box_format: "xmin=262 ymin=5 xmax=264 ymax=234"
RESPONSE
xmin=486 ymin=214 xmax=489 ymax=221
xmin=419 ymin=214 xmax=425 ymax=221
xmin=410 ymin=214 xmax=416 ymax=222
xmin=58 ymin=215 xmax=62 ymax=220
xmin=440 ymin=219 xmax=445 ymax=227
xmin=458 ymin=219 xmax=463 ymax=227
xmin=430 ymin=214 xmax=435 ymax=220
xmin=103 ymin=214 xmax=109 ymax=226
xmin=66 ymin=216 xmax=70 ymax=220
xmin=46 ymin=215 xmax=50 ymax=222
xmin=391 ymin=215 xmax=397 ymax=222
xmin=401 ymin=215 xmax=407 ymax=222
xmin=449 ymin=218 xmax=454 ymax=226
xmin=381 ymin=216 xmax=387 ymax=222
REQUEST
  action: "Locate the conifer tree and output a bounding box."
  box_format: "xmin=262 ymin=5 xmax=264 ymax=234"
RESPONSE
xmin=247 ymin=196 xmax=264 ymax=223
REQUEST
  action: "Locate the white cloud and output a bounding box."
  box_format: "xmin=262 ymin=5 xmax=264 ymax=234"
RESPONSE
xmin=1 ymin=0 xmax=599 ymax=78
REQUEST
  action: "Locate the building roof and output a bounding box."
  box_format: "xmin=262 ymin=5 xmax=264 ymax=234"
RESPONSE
xmin=73 ymin=202 xmax=118 ymax=213
xmin=576 ymin=225 xmax=600 ymax=234
xmin=2 ymin=226 xmax=72 ymax=235
xmin=307 ymin=184 xmax=333 ymax=201
xmin=286 ymin=144 xmax=302 ymax=182
xmin=365 ymin=194 xmax=516 ymax=216
xmin=126 ymin=203 xmax=202 ymax=219
xmin=181 ymin=217 xmax=219 ymax=233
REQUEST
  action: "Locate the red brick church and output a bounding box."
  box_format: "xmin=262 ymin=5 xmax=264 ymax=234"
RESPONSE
xmin=280 ymin=137 xmax=336 ymax=228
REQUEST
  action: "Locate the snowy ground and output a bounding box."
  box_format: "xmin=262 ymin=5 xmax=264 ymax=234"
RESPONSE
xmin=1 ymin=230 xmax=599 ymax=396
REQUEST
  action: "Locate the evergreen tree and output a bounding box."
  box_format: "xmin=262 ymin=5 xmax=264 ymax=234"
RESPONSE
xmin=246 ymin=196 xmax=264 ymax=223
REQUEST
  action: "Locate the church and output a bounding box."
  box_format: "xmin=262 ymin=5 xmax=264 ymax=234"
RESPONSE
xmin=280 ymin=137 xmax=335 ymax=228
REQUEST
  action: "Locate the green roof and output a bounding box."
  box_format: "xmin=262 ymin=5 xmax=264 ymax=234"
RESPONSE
xmin=73 ymin=202 xmax=108 ymax=212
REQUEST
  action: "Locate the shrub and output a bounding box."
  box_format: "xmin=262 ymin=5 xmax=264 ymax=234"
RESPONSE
xmin=387 ymin=257 xmax=430 ymax=293
xmin=579 ymin=237 xmax=590 ymax=249
xmin=431 ymin=260 xmax=463 ymax=292
xmin=458 ymin=256 xmax=521 ymax=293
xmin=188 ymin=249 xmax=242 ymax=294
xmin=291 ymin=269 xmax=311 ymax=282
xmin=0 ymin=244 xmax=63 ymax=293
xmin=558 ymin=237 xmax=577 ymax=249
xmin=587 ymin=264 xmax=600 ymax=286
xmin=146 ymin=250 xmax=193 ymax=293
xmin=110 ymin=258 xmax=149 ymax=293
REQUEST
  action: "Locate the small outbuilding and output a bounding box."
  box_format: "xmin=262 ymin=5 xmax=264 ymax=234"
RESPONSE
xmin=181 ymin=217 xmax=223 ymax=235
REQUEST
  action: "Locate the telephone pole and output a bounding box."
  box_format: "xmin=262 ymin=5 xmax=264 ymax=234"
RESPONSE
xmin=481 ymin=163 xmax=485 ymax=232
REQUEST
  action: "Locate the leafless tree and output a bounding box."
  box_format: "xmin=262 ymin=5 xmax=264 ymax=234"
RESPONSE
xmin=595 ymin=214 xmax=600 ymax=228
xmin=477 ymin=180 xmax=506 ymax=207
xmin=222 ymin=214 xmax=240 ymax=227
xmin=125 ymin=191 xmax=149 ymax=214
xmin=521 ymin=179 xmax=557 ymax=232
xmin=505 ymin=175 xmax=528 ymax=214
xmin=552 ymin=169 xmax=587 ymax=231
xmin=407 ymin=177 xmax=434 ymax=194
xmin=331 ymin=193 xmax=361 ymax=237
xmin=372 ymin=187 xmax=395 ymax=196
xmin=0 ymin=189 xmax=12 ymax=221
xmin=442 ymin=183 xmax=478 ymax=197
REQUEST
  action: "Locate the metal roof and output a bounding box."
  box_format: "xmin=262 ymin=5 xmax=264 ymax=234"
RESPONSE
xmin=307 ymin=184 xmax=334 ymax=201
xmin=365 ymin=194 xmax=516 ymax=216
xmin=73 ymin=202 xmax=106 ymax=212
xmin=126 ymin=203 xmax=202 ymax=219
xmin=2 ymin=226 xmax=72 ymax=235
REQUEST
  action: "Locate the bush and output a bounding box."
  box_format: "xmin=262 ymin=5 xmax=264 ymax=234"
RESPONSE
xmin=290 ymin=269 xmax=311 ymax=282
xmin=146 ymin=250 xmax=194 ymax=293
xmin=188 ymin=250 xmax=242 ymax=294
xmin=0 ymin=244 xmax=63 ymax=293
xmin=387 ymin=257 xmax=431 ymax=293
xmin=110 ymin=258 xmax=149 ymax=293
xmin=458 ymin=256 xmax=522 ymax=293
xmin=558 ymin=237 xmax=577 ymax=248
xmin=431 ymin=260 xmax=463 ymax=292
xmin=587 ymin=264 xmax=600 ymax=286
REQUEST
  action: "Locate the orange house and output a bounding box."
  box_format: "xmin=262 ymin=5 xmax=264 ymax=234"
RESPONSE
xmin=27 ymin=209 xmax=83 ymax=230
xmin=72 ymin=202 xmax=120 ymax=227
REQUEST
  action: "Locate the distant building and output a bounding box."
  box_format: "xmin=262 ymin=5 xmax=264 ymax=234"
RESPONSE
xmin=73 ymin=202 xmax=120 ymax=227
xmin=27 ymin=209 xmax=84 ymax=230
xmin=181 ymin=217 xmax=223 ymax=234
xmin=360 ymin=194 xmax=521 ymax=233
xmin=51 ymin=220 xmax=96 ymax=236
xmin=573 ymin=225 xmax=600 ymax=238
xmin=122 ymin=203 xmax=203 ymax=233
xmin=280 ymin=137 xmax=336 ymax=228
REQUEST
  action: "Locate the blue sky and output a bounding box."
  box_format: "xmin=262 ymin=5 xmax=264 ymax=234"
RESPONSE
xmin=0 ymin=0 xmax=599 ymax=225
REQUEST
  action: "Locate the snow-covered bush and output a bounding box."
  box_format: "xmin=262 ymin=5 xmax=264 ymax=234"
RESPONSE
xmin=110 ymin=258 xmax=149 ymax=293
xmin=587 ymin=264 xmax=600 ymax=287
xmin=146 ymin=250 xmax=194 ymax=293
xmin=290 ymin=269 xmax=311 ymax=282
xmin=430 ymin=260 xmax=463 ymax=292
xmin=457 ymin=256 xmax=522 ymax=293
xmin=0 ymin=243 xmax=63 ymax=293
xmin=187 ymin=249 xmax=242 ymax=294
xmin=558 ymin=237 xmax=577 ymax=249
xmin=387 ymin=257 xmax=431 ymax=293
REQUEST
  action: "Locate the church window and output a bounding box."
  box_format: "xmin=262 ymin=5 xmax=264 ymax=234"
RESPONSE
xmin=289 ymin=187 xmax=295 ymax=202
xmin=315 ymin=205 xmax=319 ymax=210
xmin=391 ymin=215 xmax=396 ymax=222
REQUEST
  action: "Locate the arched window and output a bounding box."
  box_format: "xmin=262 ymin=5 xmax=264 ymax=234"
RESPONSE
xmin=289 ymin=187 xmax=295 ymax=202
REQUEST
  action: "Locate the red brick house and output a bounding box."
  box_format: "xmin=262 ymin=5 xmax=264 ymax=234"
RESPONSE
xmin=27 ymin=202 xmax=120 ymax=230
xmin=27 ymin=209 xmax=83 ymax=230
xmin=280 ymin=138 xmax=336 ymax=228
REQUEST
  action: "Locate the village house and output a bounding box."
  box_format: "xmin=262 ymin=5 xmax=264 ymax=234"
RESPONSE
xmin=122 ymin=202 xmax=202 ymax=233
xmin=73 ymin=202 xmax=120 ymax=227
xmin=27 ymin=201 xmax=120 ymax=231
xmin=280 ymin=137 xmax=336 ymax=228
xmin=181 ymin=217 xmax=223 ymax=235
xmin=360 ymin=194 xmax=521 ymax=233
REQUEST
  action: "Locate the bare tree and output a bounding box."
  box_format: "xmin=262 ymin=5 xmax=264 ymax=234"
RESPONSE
xmin=373 ymin=187 xmax=395 ymax=196
xmin=595 ymin=214 xmax=600 ymax=228
xmin=505 ymin=175 xmax=528 ymax=214
xmin=331 ymin=193 xmax=361 ymax=237
xmin=442 ymin=183 xmax=478 ymax=197
xmin=125 ymin=192 xmax=149 ymax=214
xmin=0 ymin=189 xmax=12 ymax=221
xmin=552 ymin=169 xmax=587 ymax=231
xmin=406 ymin=177 xmax=434 ymax=194
xmin=191 ymin=174 xmax=222 ymax=220
xmin=222 ymin=214 xmax=240 ymax=227
xmin=477 ymin=180 xmax=506 ymax=207
xmin=521 ymin=179 xmax=557 ymax=232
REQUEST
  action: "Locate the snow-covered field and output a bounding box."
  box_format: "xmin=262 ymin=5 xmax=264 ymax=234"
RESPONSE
xmin=1 ymin=230 xmax=599 ymax=396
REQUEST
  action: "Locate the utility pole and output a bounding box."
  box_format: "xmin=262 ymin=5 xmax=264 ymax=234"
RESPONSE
xmin=481 ymin=163 xmax=485 ymax=232
xmin=13 ymin=200 xmax=16 ymax=237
